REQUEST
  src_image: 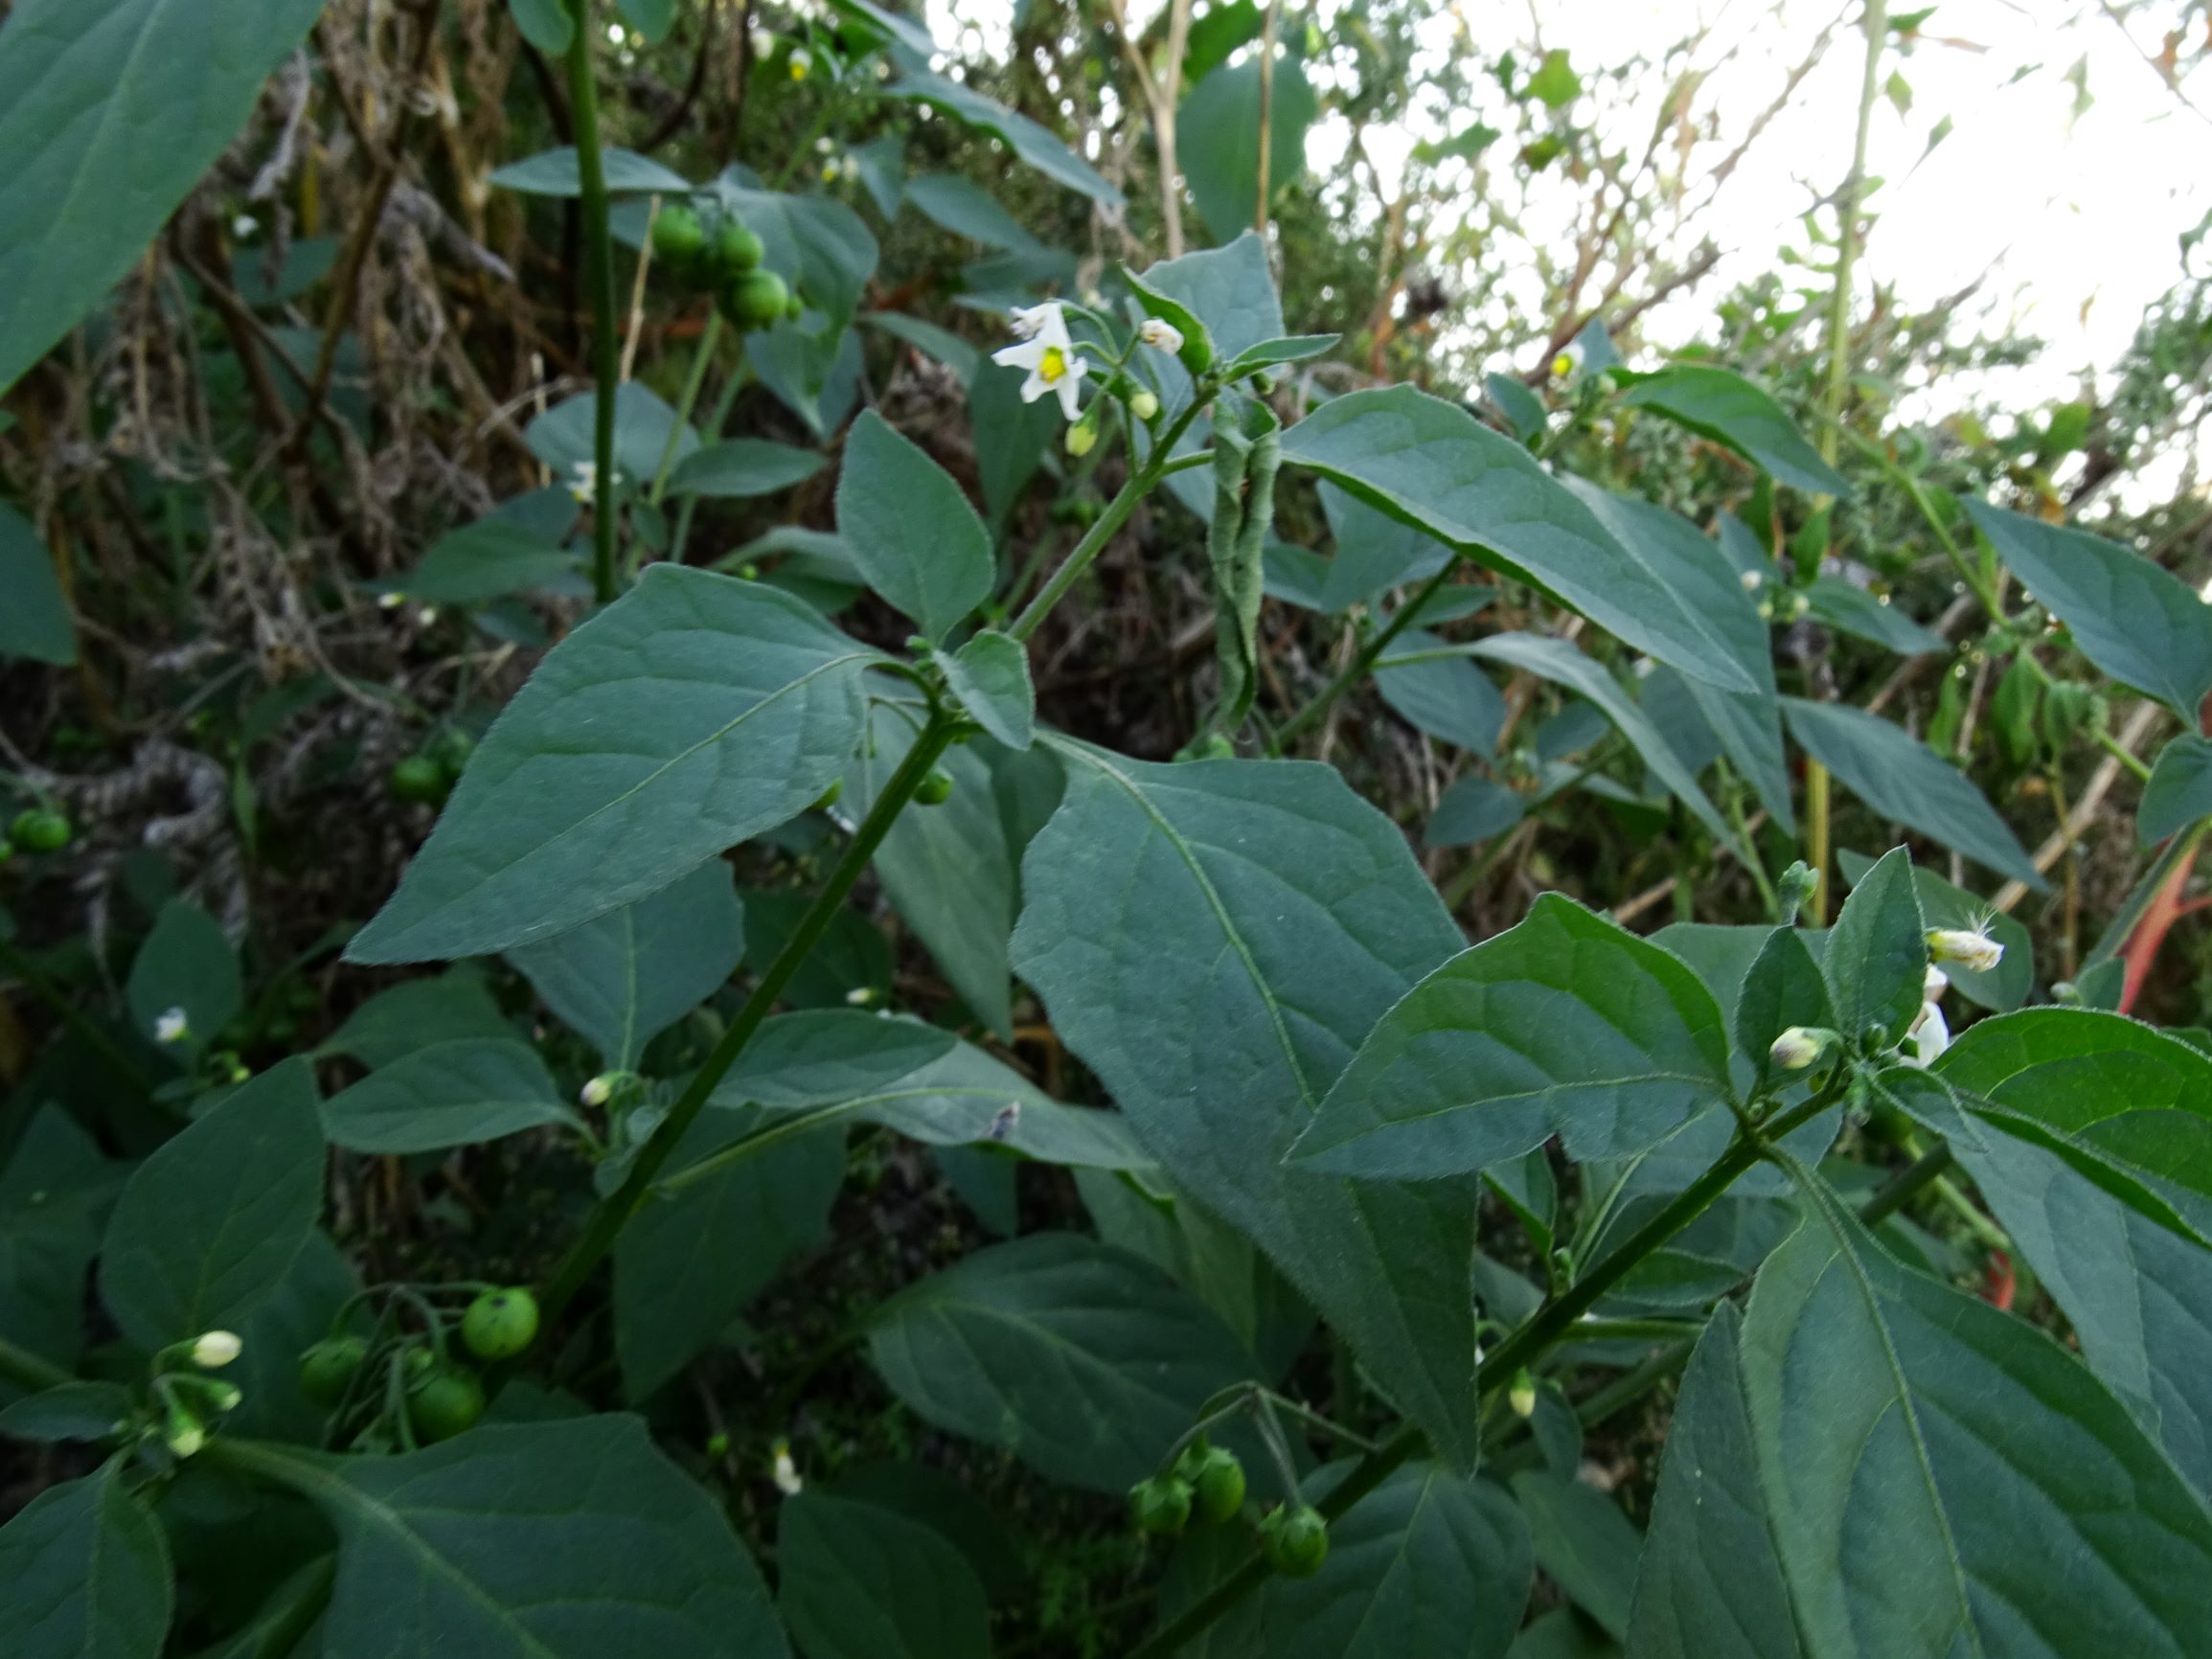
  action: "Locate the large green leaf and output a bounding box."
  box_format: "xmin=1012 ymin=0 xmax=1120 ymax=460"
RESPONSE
xmin=321 ymin=1038 xmax=578 ymax=1154
xmin=349 ymin=566 xmax=879 ymax=964
xmin=1781 ymin=697 xmax=2043 ymax=889
xmin=666 ymin=439 xmax=826 ymax=500
xmin=1011 ymin=745 xmax=1487 ymax=1466
xmin=903 ymin=172 xmax=1034 ymax=250
xmin=392 ymin=492 xmax=582 ymax=606
xmin=1617 ymin=366 xmax=1847 ymax=496
xmin=1293 ymin=894 xmax=1733 ymax=1178
xmin=1282 ymin=482 xmax=1454 ymax=614
xmin=0 ymin=0 xmax=328 ymax=394
xmin=0 ymin=1460 xmax=171 ymax=1659
xmin=1376 ymin=630 xmax=1506 ymax=755
xmin=1836 ymin=850 xmax=2031 ymax=1012
xmin=2140 ymin=733 xmax=2212 ymax=846
xmin=942 ymin=630 xmax=1036 ymax=751
xmin=0 ymin=502 xmax=76 ymax=663
xmin=1279 ymin=388 xmax=1756 ymax=694
xmin=864 ymin=1232 xmax=1257 ymax=1492
xmin=1965 ymin=498 xmax=2212 ymax=722
xmin=777 ymin=1491 xmax=990 ymax=1659
xmin=508 ymin=857 xmax=744 ymax=1070
xmin=1513 ymin=1471 xmax=1643 ymax=1641
xmin=125 ymin=899 xmax=241 ymax=1057
xmin=1134 ymin=233 xmax=1287 ymax=370
xmin=1711 ymin=1177 xmax=2212 ymax=1656
xmin=886 ymin=69 xmax=1122 ymax=208
xmin=318 ymin=969 xmax=513 ymax=1068
xmin=836 ymin=412 xmax=993 ymax=642
xmin=488 ymin=146 xmax=692 ymax=196
xmin=0 ymin=1110 xmax=114 ymax=1371
xmin=1804 ymin=576 xmax=1946 ymax=655
xmin=1176 ymin=52 xmax=1318 ymax=243
xmin=1820 ymin=845 xmax=1927 ymax=1049
xmin=99 ymin=1058 xmax=322 ymax=1351
xmin=217 ymin=1419 xmax=788 ymax=1658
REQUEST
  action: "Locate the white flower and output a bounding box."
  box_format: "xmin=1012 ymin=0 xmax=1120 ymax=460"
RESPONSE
xmin=1924 ymin=964 xmax=1950 ymax=1001
xmin=1008 ymin=303 xmax=1059 ymax=341
xmin=787 ymin=46 xmax=812 ymax=80
xmin=1902 ymin=999 xmax=1950 ymax=1067
xmin=1137 ymin=317 xmax=1184 ymax=355
xmin=191 ymin=1330 xmax=242 ymax=1369
xmin=772 ymin=1439 xmax=803 ymax=1494
xmin=567 ymin=460 xmax=623 ymax=504
xmin=1768 ymin=1026 xmax=1826 ymax=1071
xmin=1739 ymin=568 xmax=1764 ymax=591
xmin=232 ymin=215 xmax=259 ymax=241
xmin=154 ymin=1008 xmax=190 ymax=1045
xmin=1927 ymin=926 xmax=2002 ymax=973
xmin=416 ymin=606 xmax=439 ymax=627
xmin=992 ymin=305 xmax=1088 ymax=420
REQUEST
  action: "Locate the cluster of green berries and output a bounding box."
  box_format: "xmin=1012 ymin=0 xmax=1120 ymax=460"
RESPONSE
xmin=1 ymin=806 xmax=71 ymax=860
xmin=298 ymin=1286 xmax=537 ymax=1445
xmin=651 ymin=202 xmax=805 ymax=331
xmin=1129 ymin=1437 xmax=1328 ymax=1574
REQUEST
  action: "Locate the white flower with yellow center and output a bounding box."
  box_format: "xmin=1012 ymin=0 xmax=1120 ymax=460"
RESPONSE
xmin=992 ymin=304 xmax=1088 ymax=420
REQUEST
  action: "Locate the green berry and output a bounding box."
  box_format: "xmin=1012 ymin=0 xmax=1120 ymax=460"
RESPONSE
xmin=1260 ymin=1505 xmax=1329 ymax=1578
xmin=11 ymin=808 xmax=70 ymax=852
xmin=785 ymin=289 xmax=806 ymax=322
xmin=1129 ymin=1475 xmax=1193 ymax=1537
xmin=914 ymin=767 xmax=954 ymax=807
xmin=1192 ymin=1446 xmax=1246 ymax=1523
xmin=714 ymin=220 xmax=764 ymax=276
xmin=405 ymin=1362 xmax=486 ymax=1443
xmin=298 ymin=1335 xmax=370 ymax=1409
xmin=652 ymin=204 xmax=706 ymax=271
xmin=429 ymin=728 xmax=476 ymax=782
xmin=724 ymin=268 xmax=789 ymax=330
xmin=460 ymin=1287 xmax=540 ymax=1360
xmin=389 ymin=756 xmax=448 ymax=805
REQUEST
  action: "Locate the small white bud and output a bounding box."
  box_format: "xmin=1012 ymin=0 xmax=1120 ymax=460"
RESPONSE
xmin=1508 ymin=1369 xmax=1537 ymax=1419
xmin=772 ymin=1438 xmax=803 ymax=1494
xmin=1137 ymin=317 xmax=1184 ymax=354
xmin=1769 ymin=1026 xmax=1826 ymax=1071
xmin=154 ymin=1008 xmax=191 ymax=1045
xmin=580 ymin=1074 xmax=616 ymax=1109
xmin=1129 ymin=389 xmax=1160 ymax=421
xmin=844 ymin=986 xmax=878 ymax=1007
xmin=1927 ymin=927 xmax=2002 ymax=973
xmin=191 ymin=1330 xmax=242 ymax=1368
xmin=377 ymin=590 xmax=406 ymax=610
xmin=1065 ymin=421 xmax=1098 ymax=458
xmin=165 ymin=1420 xmax=206 ymax=1458
xmin=1739 ymin=568 xmax=1764 ymax=591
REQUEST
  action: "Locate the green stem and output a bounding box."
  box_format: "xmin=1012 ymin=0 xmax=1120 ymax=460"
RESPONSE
xmin=650 ymin=310 xmax=723 ymax=506
xmin=670 ymin=361 xmax=751 ymax=563
xmin=509 ymin=709 xmax=963 ymax=1374
xmin=1859 ymin=1141 xmax=1953 ymax=1227
xmin=566 ymin=0 xmax=623 ymax=604
xmin=1574 ymin=1339 xmax=1695 ymax=1430
xmin=1270 ymin=563 xmax=1456 ymax=752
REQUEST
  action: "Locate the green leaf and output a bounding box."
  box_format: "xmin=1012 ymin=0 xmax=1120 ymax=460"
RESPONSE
xmin=1721 ymin=1177 xmax=2212 ymax=1656
xmin=125 ymin=899 xmax=241 ymax=1057
xmin=1821 ymin=845 xmax=1927 ymax=1048
xmin=1734 ymin=927 xmax=1833 ymax=1097
xmin=0 ymin=0 xmax=328 ymax=394
xmin=1222 ymin=333 xmax=1340 ymax=377
xmin=489 ymin=146 xmax=693 ymax=196
xmin=1010 ymin=746 xmax=1487 ymax=1466
xmin=865 ymin=1233 xmax=1257 ymax=1491
xmin=1804 ymin=576 xmax=1946 ymax=654
xmin=942 ymin=630 xmax=1036 ymax=750
xmin=968 ymin=356 xmax=1060 ymax=528
xmin=1375 ymin=630 xmax=1507 ymax=756
xmin=1525 ymin=48 xmax=1582 ymax=107
xmin=2141 ymin=734 xmax=2212 ymax=846
xmin=748 ymin=319 xmax=864 ymax=438
xmin=1132 ymin=232 xmax=1286 ymax=370
xmin=0 ymin=503 xmax=76 ymax=663
xmin=1623 ymin=1306 xmax=1804 ymax=1659
xmin=740 ymin=891 xmax=893 ymax=1011
xmin=847 ymin=704 xmax=1015 ymax=1038
xmin=99 ymin=1058 xmax=322 ymax=1351
xmin=348 ymin=566 xmax=879 ymax=964
xmin=1513 ymin=1471 xmax=1641 ymax=1641
xmin=828 ymin=0 xmax=938 ymax=56
xmin=1279 ymin=387 xmax=1757 ymax=695
xmin=0 ymin=1381 xmax=135 ymax=1443
xmin=777 ymin=1492 xmax=991 ymax=1659
xmin=1295 ymin=482 xmax=1455 ymax=613
xmin=0 ymin=1110 xmax=114 ymax=1371
xmin=864 ymin=311 xmax=979 ymax=381
xmin=508 ymin=857 xmax=744 ymax=1069
xmin=1965 ymin=498 xmax=2212 ymax=723
xmin=904 ymin=172 xmax=1034 ymax=250
xmin=666 ymin=439 xmax=826 ymax=499
xmin=1617 ymin=366 xmax=1848 ymax=496
xmin=1425 ymin=774 xmax=1523 ymax=848
xmin=1176 ymin=54 xmax=1318 ymax=241
xmin=322 ymin=1038 xmax=579 ymax=1154
xmin=1931 ymin=1007 xmax=2212 ymax=1244
xmin=1291 ymin=892 xmax=1733 ymax=1178
xmin=1836 ymin=849 xmax=2030 ymax=1011
xmin=227 ymin=1229 xmax=361 ymax=1444
xmin=613 ymin=0 xmax=673 ymax=43
xmin=217 ymin=1418 xmax=788 ymax=1658
xmin=1780 ymin=697 xmax=2043 ymax=889
xmin=1470 ymin=634 xmax=1740 ymax=850
xmin=391 ymin=496 xmax=582 ymax=606
xmin=887 ymin=70 xmax=1122 ymax=208
xmin=836 ymin=412 xmax=993 ymax=641
xmin=828 ymin=1463 xmax=1025 ymax=1600
xmin=527 ymin=381 xmax=698 ymax=482
xmin=0 ymin=1460 xmax=171 ymax=1659
xmin=318 ymin=969 xmax=512 ymax=1068
xmin=1486 ymin=374 xmax=1547 ymax=443
xmin=507 ymin=0 xmax=574 ymax=54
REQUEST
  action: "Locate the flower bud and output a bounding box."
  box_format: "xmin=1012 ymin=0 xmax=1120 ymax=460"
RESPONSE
xmin=1137 ymin=317 xmax=1185 ymax=354
xmin=1065 ymin=421 xmax=1098 ymax=458
xmin=772 ymin=1437 xmax=803 ymax=1495
xmin=1769 ymin=1026 xmax=1829 ymax=1071
xmin=154 ymin=1007 xmax=191 ymax=1045
xmin=580 ymin=1074 xmax=616 ymax=1109
xmin=1508 ymin=1368 xmax=1538 ymax=1419
xmin=1927 ymin=927 xmax=2002 ymax=973
xmin=191 ymin=1330 xmax=242 ymax=1369
xmin=1129 ymin=389 xmax=1160 ymax=421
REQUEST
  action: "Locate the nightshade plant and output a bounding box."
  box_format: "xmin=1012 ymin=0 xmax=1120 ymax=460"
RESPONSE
xmin=7 ymin=2 xmax=2212 ymax=1658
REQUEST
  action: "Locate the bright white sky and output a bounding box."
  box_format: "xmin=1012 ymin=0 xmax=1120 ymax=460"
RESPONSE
xmin=928 ymin=0 xmax=2211 ymax=428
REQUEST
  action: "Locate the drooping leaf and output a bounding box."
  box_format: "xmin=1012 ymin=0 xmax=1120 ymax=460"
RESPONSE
xmin=217 ymin=1419 xmax=788 ymax=1658
xmin=527 ymin=381 xmax=698 ymax=482
xmin=489 ymin=146 xmax=693 ymax=196
xmin=942 ymin=630 xmax=1036 ymax=751
xmin=508 ymin=857 xmax=744 ymax=1070
xmin=778 ymin=1492 xmax=990 ymax=1659
xmin=1618 ymin=366 xmax=1847 ymax=496
xmin=0 ymin=1110 xmax=115 ymax=1371
xmin=349 ymin=566 xmax=880 ymax=964
xmin=392 ymin=490 xmax=582 ymax=606
xmin=0 ymin=1459 xmax=171 ymax=1659
xmin=125 ymin=899 xmax=241 ymax=1057
xmin=1011 ymin=745 xmax=1487 ymax=1466
xmin=99 ymin=1058 xmax=322 ymax=1351
xmin=318 ymin=969 xmax=513 ymax=1068
xmin=1292 ymin=893 xmax=1733 ymax=1179
xmin=1513 ymin=1471 xmax=1642 ymax=1641
xmin=749 ymin=318 xmax=865 ymax=437
xmin=1425 ymin=774 xmax=1525 ymax=848
xmin=1279 ymin=387 xmax=1757 ymax=694
xmin=1804 ymin=576 xmax=1946 ymax=654
xmin=1781 ymin=697 xmax=2043 ymax=888
xmin=1176 ymin=52 xmax=1319 ymax=242
xmin=1376 ymin=632 xmax=1507 ymax=756
xmin=836 ymin=412 xmax=993 ymax=642
xmin=865 ymin=1233 xmax=1257 ymax=1492
xmin=0 ymin=503 xmax=76 ymax=664
xmin=903 ymin=172 xmax=1034 ymax=249
xmin=506 ymin=0 xmax=573 ymax=55
xmin=0 ymin=0 xmax=329 ymax=394
xmin=887 ymin=69 xmax=1122 ymax=208
xmin=321 ymin=1038 xmax=579 ymax=1154
xmin=2141 ymin=733 xmax=2212 ymax=846
xmin=1821 ymin=845 xmax=1927 ymax=1048
xmin=666 ymin=439 xmax=826 ymax=500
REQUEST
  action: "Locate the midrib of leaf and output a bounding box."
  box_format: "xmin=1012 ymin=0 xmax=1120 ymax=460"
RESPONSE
xmin=617 ymin=905 xmax=640 ymax=1069
xmin=81 ymin=1467 xmax=114 ymax=1659
xmin=664 ymin=1083 xmax=1025 ymax=1189
xmin=174 ymin=1124 xmax=302 ymax=1342
xmin=210 ymin=1440 xmax=568 ymax=1659
xmin=885 ymin=1292 xmax=1206 ymax=1418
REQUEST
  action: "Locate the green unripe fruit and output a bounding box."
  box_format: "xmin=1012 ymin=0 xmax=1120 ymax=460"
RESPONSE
xmin=1192 ymin=1446 xmax=1246 ymax=1523
xmin=460 ymin=1287 xmax=540 ymax=1360
xmin=405 ymin=1362 xmax=486 ymax=1443
xmin=724 ymin=268 xmax=789 ymax=330
xmin=429 ymin=728 xmax=476 ymax=782
xmin=389 ymin=756 xmax=448 ymax=805
xmin=652 ymin=205 xmax=706 ymax=270
xmin=714 ymin=220 xmax=764 ymax=276
xmin=298 ymin=1335 xmax=370 ymax=1409
xmin=914 ymin=767 xmax=955 ymax=807
xmin=1260 ymin=1504 xmax=1329 ymax=1578
xmin=11 ymin=808 xmax=70 ymax=852
xmin=1129 ymin=1475 xmax=1193 ymax=1537
xmin=785 ymin=289 xmax=806 ymax=321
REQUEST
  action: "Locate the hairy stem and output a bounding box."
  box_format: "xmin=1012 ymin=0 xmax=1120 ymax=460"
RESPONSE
xmin=650 ymin=309 xmax=723 ymax=506
xmin=566 ymin=0 xmax=623 ymax=603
